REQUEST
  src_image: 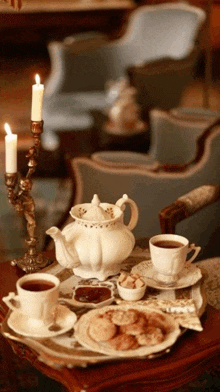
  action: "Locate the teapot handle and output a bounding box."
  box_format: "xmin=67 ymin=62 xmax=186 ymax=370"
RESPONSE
xmin=116 ymin=194 xmax=139 ymax=231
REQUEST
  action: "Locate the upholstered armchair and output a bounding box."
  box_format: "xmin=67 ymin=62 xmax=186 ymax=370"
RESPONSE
xmin=42 ymin=2 xmax=206 ymax=150
xmin=92 ymin=107 xmax=220 ymax=168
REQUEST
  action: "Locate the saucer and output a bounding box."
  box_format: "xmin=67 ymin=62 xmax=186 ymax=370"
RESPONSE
xmin=131 ymin=260 xmax=202 ymax=290
xmin=7 ymin=305 xmax=77 ymax=338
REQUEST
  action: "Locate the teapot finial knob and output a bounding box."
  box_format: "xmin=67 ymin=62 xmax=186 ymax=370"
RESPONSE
xmin=91 ymin=194 xmax=101 ymax=206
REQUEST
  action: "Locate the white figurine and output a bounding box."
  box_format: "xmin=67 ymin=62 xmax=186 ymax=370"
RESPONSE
xmin=104 ymin=77 xmax=146 ymax=136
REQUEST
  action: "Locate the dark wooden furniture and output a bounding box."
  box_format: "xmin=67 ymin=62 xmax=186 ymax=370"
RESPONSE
xmin=90 ymin=110 xmax=150 ymax=153
xmin=18 ymin=147 xmax=67 ymax=178
xmin=0 ymin=1 xmax=134 ymax=51
xmin=1 ymin=248 xmax=220 ymax=392
xmin=56 ymin=128 xmax=100 ymax=161
xmin=160 ymin=184 xmax=220 ymax=234
xmin=2 ymin=1 xmax=220 ymax=50
xmin=55 ymin=112 xmax=150 ymax=165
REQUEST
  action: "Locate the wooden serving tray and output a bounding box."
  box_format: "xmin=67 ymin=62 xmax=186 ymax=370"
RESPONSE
xmin=1 ymin=248 xmax=206 ymax=368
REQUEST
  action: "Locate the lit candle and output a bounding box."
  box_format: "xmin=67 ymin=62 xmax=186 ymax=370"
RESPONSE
xmin=4 ymin=123 xmax=17 ymax=173
xmin=31 ymin=74 xmax=44 ymax=121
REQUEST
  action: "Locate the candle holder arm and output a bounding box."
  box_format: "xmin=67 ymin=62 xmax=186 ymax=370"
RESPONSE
xmin=4 ymin=121 xmax=52 ymax=273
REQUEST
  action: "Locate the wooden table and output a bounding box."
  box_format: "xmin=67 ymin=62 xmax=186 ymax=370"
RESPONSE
xmin=56 ymin=110 xmax=150 ymax=166
xmin=1 ymin=251 xmax=220 ymax=392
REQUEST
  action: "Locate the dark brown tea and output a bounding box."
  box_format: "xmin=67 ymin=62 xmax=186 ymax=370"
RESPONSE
xmin=153 ymin=240 xmax=184 ymax=249
xmin=21 ymin=280 xmax=55 ymax=292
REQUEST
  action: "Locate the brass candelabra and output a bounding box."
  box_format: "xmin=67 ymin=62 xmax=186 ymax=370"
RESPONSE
xmin=4 ymin=120 xmax=51 ymax=273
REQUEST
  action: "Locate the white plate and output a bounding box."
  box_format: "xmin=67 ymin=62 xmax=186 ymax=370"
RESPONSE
xmin=131 ymin=260 xmax=202 ymax=290
xmin=7 ymin=305 xmax=77 ymax=338
xmin=74 ymin=304 xmax=181 ymax=358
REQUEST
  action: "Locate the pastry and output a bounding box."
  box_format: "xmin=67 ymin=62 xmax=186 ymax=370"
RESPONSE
xmin=111 ymin=309 xmax=138 ymax=326
xmin=89 ymin=315 xmax=117 ymax=342
xmin=136 ymin=326 xmax=164 ymax=346
xmin=147 ymin=311 xmax=173 ymax=333
xmin=109 ymin=333 xmax=139 ymax=351
xmin=120 ymin=313 xmax=148 ymax=335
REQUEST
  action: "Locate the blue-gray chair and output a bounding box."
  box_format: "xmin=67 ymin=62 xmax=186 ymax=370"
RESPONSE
xmin=42 ymin=2 xmax=206 ymax=150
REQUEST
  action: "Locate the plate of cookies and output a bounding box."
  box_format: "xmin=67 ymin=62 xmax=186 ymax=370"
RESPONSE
xmin=74 ymin=304 xmax=181 ymax=358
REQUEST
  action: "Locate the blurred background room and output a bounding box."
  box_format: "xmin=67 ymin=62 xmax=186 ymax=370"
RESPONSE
xmin=1 ymin=1 xmax=220 ymax=391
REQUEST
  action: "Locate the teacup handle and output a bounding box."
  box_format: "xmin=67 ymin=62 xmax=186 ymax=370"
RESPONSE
xmin=186 ymin=243 xmax=201 ymax=264
xmin=116 ymin=194 xmax=139 ymax=231
xmin=2 ymin=292 xmax=21 ymax=313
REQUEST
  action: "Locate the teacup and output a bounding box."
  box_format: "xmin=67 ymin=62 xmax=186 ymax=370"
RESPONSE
xmin=149 ymin=234 xmax=201 ymax=286
xmin=3 ymin=273 xmax=60 ymax=328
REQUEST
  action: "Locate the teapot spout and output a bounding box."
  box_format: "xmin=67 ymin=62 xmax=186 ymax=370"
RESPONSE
xmin=46 ymin=226 xmax=81 ymax=269
xmin=46 ymin=226 xmax=61 ymax=241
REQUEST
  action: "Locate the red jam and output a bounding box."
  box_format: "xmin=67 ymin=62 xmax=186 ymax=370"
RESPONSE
xmin=74 ymin=286 xmax=112 ymax=304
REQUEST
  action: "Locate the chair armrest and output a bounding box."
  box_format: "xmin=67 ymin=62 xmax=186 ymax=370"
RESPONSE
xmin=152 ymin=117 xmax=220 ymax=174
xmin=159 ymin=185 xmax=220 ymax=234
xmin=127 ymin=45 xmax=200 ymax=78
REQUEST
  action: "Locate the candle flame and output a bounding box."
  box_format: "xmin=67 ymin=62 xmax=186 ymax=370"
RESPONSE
xmin=35 ymin=74 xmax=40 ymax=85
xmin=4 ymin=123 xmax=12 ymax=135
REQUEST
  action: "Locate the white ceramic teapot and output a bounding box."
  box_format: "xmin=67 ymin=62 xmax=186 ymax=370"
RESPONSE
xmin=46 ymin=194 xmax=139 ymax=281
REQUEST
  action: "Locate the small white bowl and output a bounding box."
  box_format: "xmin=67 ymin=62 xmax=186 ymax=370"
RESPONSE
xmin=117 ymin=281 xmax=147 ymax=301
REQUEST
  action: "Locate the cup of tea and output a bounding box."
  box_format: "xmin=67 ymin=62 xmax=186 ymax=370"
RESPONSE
xmin=149 ymin=234 xmax=201 ymax=286
xmin=3 ymin=273 xmax=60 ymax=328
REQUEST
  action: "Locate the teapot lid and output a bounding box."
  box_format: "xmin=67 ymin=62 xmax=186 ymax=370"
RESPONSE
xmin=81 ymin=194 xmax=111 ymax=221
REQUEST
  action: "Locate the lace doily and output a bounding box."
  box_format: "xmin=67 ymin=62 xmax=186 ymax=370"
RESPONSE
xmin=195 ymin=257 xmax=220 ymax=310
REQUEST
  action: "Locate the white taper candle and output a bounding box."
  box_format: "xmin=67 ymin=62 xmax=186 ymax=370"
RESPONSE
xmin=31 ymin=74 xmax=44 ymax=121
xmin=4 ymin=123 xmax=17 ymax=173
